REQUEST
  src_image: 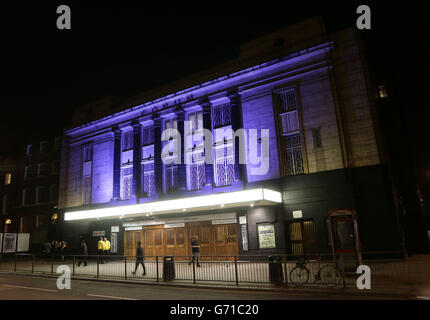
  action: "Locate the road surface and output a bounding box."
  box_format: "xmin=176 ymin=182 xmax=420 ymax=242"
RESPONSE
xmin=0 ymin=273 xmax=418 ymax=300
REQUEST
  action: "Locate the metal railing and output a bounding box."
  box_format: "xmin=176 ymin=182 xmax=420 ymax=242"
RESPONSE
xmin=1 ymin=251 xmax=429 ymax=290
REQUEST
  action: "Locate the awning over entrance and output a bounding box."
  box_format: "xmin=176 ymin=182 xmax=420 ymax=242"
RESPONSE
xmin=64 ymin=188 xmax=282 ymax=221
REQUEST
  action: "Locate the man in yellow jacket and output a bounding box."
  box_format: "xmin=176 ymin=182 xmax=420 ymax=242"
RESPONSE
xmin=103 ymin=237 xmax=111 ymax=263
xmin=97 ymin=237 xmax=104 ymax=264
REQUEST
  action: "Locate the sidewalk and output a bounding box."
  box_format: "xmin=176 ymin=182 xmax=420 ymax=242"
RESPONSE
xmin=1 ymin=254 xmax=430 ymax=298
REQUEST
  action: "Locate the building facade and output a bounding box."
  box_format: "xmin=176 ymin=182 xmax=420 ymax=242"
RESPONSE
xmin=58 ymin=19 xmax=404 ymax=257
xmin=0 ymin=136 xmax=61 ymax=244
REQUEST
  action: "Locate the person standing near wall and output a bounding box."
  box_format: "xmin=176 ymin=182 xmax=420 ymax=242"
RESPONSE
xmin=77 ymin=239 xmax=88 ymax=267
xmin=97 ymin=237 xmax=104 ymax=264
xmin=103 ymin=237 xmax=111 ymax=263
xmin=189 ymin=235 xmax=201 ymax=267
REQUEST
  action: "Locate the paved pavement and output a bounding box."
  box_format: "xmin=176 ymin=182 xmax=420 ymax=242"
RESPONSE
xmin=0 ymin=273 xmax=418 ymax=300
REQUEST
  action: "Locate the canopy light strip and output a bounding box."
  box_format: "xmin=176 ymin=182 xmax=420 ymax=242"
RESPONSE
xmin=64 ymin=188 xmax=282 ymax=221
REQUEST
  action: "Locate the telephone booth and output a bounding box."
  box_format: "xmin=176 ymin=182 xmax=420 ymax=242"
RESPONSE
xmin=327 ymin=209 xmax=362 ymax=267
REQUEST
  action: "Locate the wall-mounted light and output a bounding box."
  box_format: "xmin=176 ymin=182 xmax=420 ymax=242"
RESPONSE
xmin=5 ymin=219 xmax=11 ymax=224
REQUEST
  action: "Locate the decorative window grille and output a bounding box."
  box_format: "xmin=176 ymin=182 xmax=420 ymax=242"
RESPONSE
xmin=279 ymin=88 xmax=298 ymax=112
xmin=142 ymin=125 xmax=154 ymax=146
xmin=122 ymin=131 xmax=133 ymax=151
xmin=165 ymin=118 xmax=177 ymax=131
xmin=216 ymin=157 xmax=234 ymax=187
xmin=213 ymin=103 xmax=231 ymax=128
xmin=143 ymin=163 xmax=155 ymax=196
xmin=311 ymin=128 xmax=322 ymax=149
xmin=189 ymin=163 xmax=205 ymax=191
xmin=121 ymin=167 xmax=133 ymax=200
xmin=276 ymin=87 xmax=304 ymax=176
xmin=188 ymin=111 xmax=203 ymax=133
xmin=165 ymin=163 xmax=177 ymax=193
xmin=82 ymin=176 xmax=92 ymax=204
xmin=186 ymin=111 xmax=205 ymax=190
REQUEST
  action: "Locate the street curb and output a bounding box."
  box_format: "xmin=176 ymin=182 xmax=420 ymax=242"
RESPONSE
xmin=0 ymin=271 xmax=417 ymax=299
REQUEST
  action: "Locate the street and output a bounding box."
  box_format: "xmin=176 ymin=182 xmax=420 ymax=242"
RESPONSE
xmin=0 ymin=273 xmax=420 ymax=300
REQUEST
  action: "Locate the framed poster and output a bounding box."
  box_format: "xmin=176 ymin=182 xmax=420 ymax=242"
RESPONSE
xmin=257 ymin=224 xmax=276 ymax=249
xmin=3 ymin=233 xmax=17 ymax=253
xmin=17 ymin=233 xmax=30 ymax=252
xmin=110 ymin=232 xmax=117 ymax=253
xmin=0 ymin=233 xmax=3 ymax=253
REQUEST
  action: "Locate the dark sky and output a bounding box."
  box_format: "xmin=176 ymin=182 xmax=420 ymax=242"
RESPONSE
xmin=1 ymin=1 xmax=428 ymax=186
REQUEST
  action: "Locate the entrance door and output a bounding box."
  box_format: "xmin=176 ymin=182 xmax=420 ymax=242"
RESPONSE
xmin=287 ymin=219 xmax=317 ymax=257
xmin=213 ymin=224 xmax=238 ymax=258
xmin=143 ymin=228 xmax=164 ymax=257
xmin=165 ymin=228 xmax=186 ymax=258
xmin=124 ymin=230 xmax=142 ymax=257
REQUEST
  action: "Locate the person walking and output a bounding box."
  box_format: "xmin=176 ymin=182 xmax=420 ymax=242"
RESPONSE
xmin=103 ymin=237 xmax=111 ymax=263
xmin=43 ymin=240 xmax=52 ymax=263
xmin=190 ymin=235 xmax=201 ymax=267
xmin=97 ymin=237 xmax=104 ymax=264
xmin=132 ymin=241 xmax=146 ymax=276
xmin=77 ymin=239 xmax=88 ymax=267
xmin=60 ymin=241 xmax=67 ymax=262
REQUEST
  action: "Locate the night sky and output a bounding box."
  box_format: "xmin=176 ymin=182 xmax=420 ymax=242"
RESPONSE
xmin=1 ymin=1 xmax=428 ymax=206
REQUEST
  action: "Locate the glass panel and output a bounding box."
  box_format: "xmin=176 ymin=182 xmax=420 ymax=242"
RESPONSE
xmin=166 ymin=229 xmax=174 ymax=245
xmin=145 ymin=230 xmax=153 ymax=246
xmin=200 ymin=227 xmax=210 ymax=244
xmin=176 ymin=231 xmax=184 ymax=245
xmin=126 ymin=232 xmax=133 ymax=249
xmin=216 ymin=226 xmax=224 ymax=243
xmin=226 ymin=225 xmax=237 ymax=243
xmin=154 ymin=230 xmax=162 ymax=246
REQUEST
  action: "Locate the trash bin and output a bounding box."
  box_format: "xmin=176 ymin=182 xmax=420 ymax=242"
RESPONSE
xmin=163 ymin=256 xmax=175 ymax=281
xmin=268 ymin=255 xmax=284 ymax=285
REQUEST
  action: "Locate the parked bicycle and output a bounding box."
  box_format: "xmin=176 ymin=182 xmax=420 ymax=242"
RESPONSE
xmin=289 ymin=257 xmax=344 ymax=287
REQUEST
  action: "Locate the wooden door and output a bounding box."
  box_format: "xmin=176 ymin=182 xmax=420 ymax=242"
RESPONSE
xmin=213 ymin=224 xmax=238 ymax=259
xmin=143 ymin=227 xmax=164 ymax=258
xmin=165 ymin=228 xmax=186 ymax=258
xmin=124 ymin=230 xmax=142 ymax=257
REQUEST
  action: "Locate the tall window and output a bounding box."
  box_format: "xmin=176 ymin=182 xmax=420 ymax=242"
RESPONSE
xmin=24 ymin=166 xmax=32 ymax=179
xmin=26 ymin=144 xmax=32 ymax=156
xmin=36 ymin=186 xmax=49 ymax=203
xmin=22 ymin=188 xmax=32 ymax=206
xmin=122 ymin=131 xmax=133 ymax=151
xmin=276 ymin=87 xmax=304 ymax=175
xmin=187 ymin=111 xmax=205 ymax=190
xmin=142 ymin=125 xmax=154 ymax=146
xmin=82 ymin=176 xmax=92 ymax=204
xmin=54 ymin=137 xmax=61 ymax=150
xmin=84 ymin=146 xmax=92 ymax=162
xmin=165 ymin=163 xmax=177 ymax=193
xmin=213 ymin=104 xmax=234 ymax=187
xmin=121 ymin=166 xmax=133 ymax=200
xmin=213 ymin=103 xmax=231 ymax=128
xmin=143 ymin=163 xmax=155 ymax=197
xmin=37 ymin=163 xmax=47 ymax=177
xmin=82 ymin=145 xmax=92 ymax=204
xmin=40 ymin=141 xmax=47 ymax=154
xmin=5 ymin=173 xmax=11 ymax=185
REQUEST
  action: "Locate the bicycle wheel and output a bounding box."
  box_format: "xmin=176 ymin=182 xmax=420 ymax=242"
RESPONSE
xmin=289 ymin=266 xmax=310 ymax=285
xmin=319 ymin=264 xmax=342 ymax=287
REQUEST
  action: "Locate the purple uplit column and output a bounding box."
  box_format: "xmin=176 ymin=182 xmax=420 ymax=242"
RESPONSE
xmin=201 ymin=99 xmax=214 ymax=187
xmin=153 ymin=114 xmax=163 ymax=199
xmin=112 ymin=127 xmax=122 ymax=201
xmin=132 ymin=120 xmax=142 ymax=201
xmin=229 ymin=91 xmax=244 ymax=183
xmin=175 ymin=106 xmax=187 ymax=191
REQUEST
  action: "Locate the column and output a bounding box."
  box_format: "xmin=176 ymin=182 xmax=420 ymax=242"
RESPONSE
xmin=153 ymin=114 xmax=163 ymax=199
xmin=201 ymin=99 xmax=214 ymax=187
xmin=175 ymin=106 xmax=187 ymax=191
xmin=112 ymin=127 xmax=122 ymax=201
xmin=228 ymin=91 xmax=244 ymax=183
xmin=132 ymin=120 xmax=143 ymax=201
